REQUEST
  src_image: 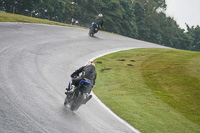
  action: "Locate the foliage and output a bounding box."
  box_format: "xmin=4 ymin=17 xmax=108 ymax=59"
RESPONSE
xmin=186 ymin=25 xmax=200 ymax=51
xmin=0 ymin=0 xmax=200 ymax=51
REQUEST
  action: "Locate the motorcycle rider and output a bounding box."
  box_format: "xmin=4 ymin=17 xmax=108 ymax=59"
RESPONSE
xmin=65 ymin=61 xmax=97 ymax=102
xmin=94 ymin=13 xmax=104 ymax=30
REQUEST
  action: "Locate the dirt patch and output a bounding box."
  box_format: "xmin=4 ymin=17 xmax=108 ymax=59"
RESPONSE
xmin=96 ymin=61 xmax=103 ymax=64
xmin=127 ymin=64 xmax=134 ymax=66
xmin=117 ymin=59 xmax=126 ymax=61
xmin=101 ymin=68 xmax=112 ymax=72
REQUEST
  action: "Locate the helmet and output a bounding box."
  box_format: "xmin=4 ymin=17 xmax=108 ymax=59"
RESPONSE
xmin=87 ymin=61 xmax=95 ymax=66
xmin=90 ymin=62 xmax=95 ymax=66
xmin=98 ymin=13 xmax=103 ymax=17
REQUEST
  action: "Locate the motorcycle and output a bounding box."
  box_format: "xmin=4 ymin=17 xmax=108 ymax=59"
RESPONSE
xmin=64 ymin=76 xmax=93 ymax=111
xmin=89 ymin=22 xmax=99 ymax=37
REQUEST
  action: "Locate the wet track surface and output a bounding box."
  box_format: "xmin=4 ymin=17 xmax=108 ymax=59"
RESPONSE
xmin=0 ymin=23 xmax=167 ymax=133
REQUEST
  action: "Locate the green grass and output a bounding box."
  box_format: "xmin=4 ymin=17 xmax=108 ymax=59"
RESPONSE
xmin=93 ymin=48 xmax=200 ymax=133
xmin=0 ymin=12 xmax=121 ymax=37
xmin=0 ymin=11 xmax=80 ymax=28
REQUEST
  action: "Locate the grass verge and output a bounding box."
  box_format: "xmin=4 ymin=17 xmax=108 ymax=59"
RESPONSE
xmin=93 ymin=48 xmax=200 ymax=133
xmin=0 ymin=11 xmax=80 ymax=28
xmin=0 ymin=12 xmax=120 ymax=36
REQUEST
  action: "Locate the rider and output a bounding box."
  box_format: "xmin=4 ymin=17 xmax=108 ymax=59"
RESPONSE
xmin=94 ymin=13 xmax=104 ymax=30
xmin=65 ymin=61 xmax=97 ymax=101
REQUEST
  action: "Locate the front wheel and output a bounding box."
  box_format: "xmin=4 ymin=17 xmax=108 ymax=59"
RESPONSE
xmin=70 ymin=91 xmax=83 ymax=111
xmin=64 ymin=96 xmax=68 ymax=106
xmin=89 ymin=28 xmax=94 ymax=37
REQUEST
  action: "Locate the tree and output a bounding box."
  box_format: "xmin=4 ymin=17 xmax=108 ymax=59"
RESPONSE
xmin=134 ymin=2 xmax=149 ymax=40
xmin=118 ymin=0 xmax=138 ymax=38
xmin=186 ymin=25 xmax=200 ymax=51
xmin=0 ymin=0 xmax=199 ymax=51
xmin=133 ymin=0 xmax=167 ymax=42
xmin=101 ymin=0 xmax=125 ymax=34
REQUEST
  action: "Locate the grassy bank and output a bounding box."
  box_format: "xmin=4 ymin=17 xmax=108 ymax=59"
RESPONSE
xmin=93 ymin=48 xmax=200 ymax=133
xmin=0 ymin=11 xmax=78 ymax=28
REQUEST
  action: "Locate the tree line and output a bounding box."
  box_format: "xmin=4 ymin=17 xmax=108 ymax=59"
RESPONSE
xmin=1 ymin=0 xmax=200 ymax=51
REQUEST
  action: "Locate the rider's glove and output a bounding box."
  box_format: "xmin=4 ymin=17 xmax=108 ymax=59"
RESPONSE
xmin=71 ymin=73 xmax=78 ymax=78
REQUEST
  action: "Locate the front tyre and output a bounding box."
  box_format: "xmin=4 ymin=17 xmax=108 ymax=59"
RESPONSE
xmin=64 ymin=96 xmax=68 ymax=106
xmin=70 ymin=91 xmax=83 ymax=111
xmin=89 ymin=28 xmax=94 ymax=37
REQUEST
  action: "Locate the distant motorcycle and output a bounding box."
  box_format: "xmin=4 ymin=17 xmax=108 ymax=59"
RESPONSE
xmin=64 ymin=76 xmax=93 ymax=111
xmin=89 ymin=22 xmax=99 ymax=37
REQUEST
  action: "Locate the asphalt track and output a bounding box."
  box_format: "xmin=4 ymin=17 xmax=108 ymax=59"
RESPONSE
xmin=0 ymin=22 xmax=167 ymax=133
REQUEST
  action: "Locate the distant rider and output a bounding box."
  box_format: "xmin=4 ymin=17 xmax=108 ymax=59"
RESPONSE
xmin=94 ymin=13 xmax=104 ymax=30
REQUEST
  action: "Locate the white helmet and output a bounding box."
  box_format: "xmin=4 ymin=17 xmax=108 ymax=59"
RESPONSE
xmin=98 ymin=13 xmax=103 ymax=17
xmin=87 ymin=61 xmax=95 ymax=66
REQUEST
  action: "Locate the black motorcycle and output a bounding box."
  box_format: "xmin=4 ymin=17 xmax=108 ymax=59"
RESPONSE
xmin=89 ymin=22 xmax=99 ymax=37
xmin=64 ymin=77 xmax=93 ymax=111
